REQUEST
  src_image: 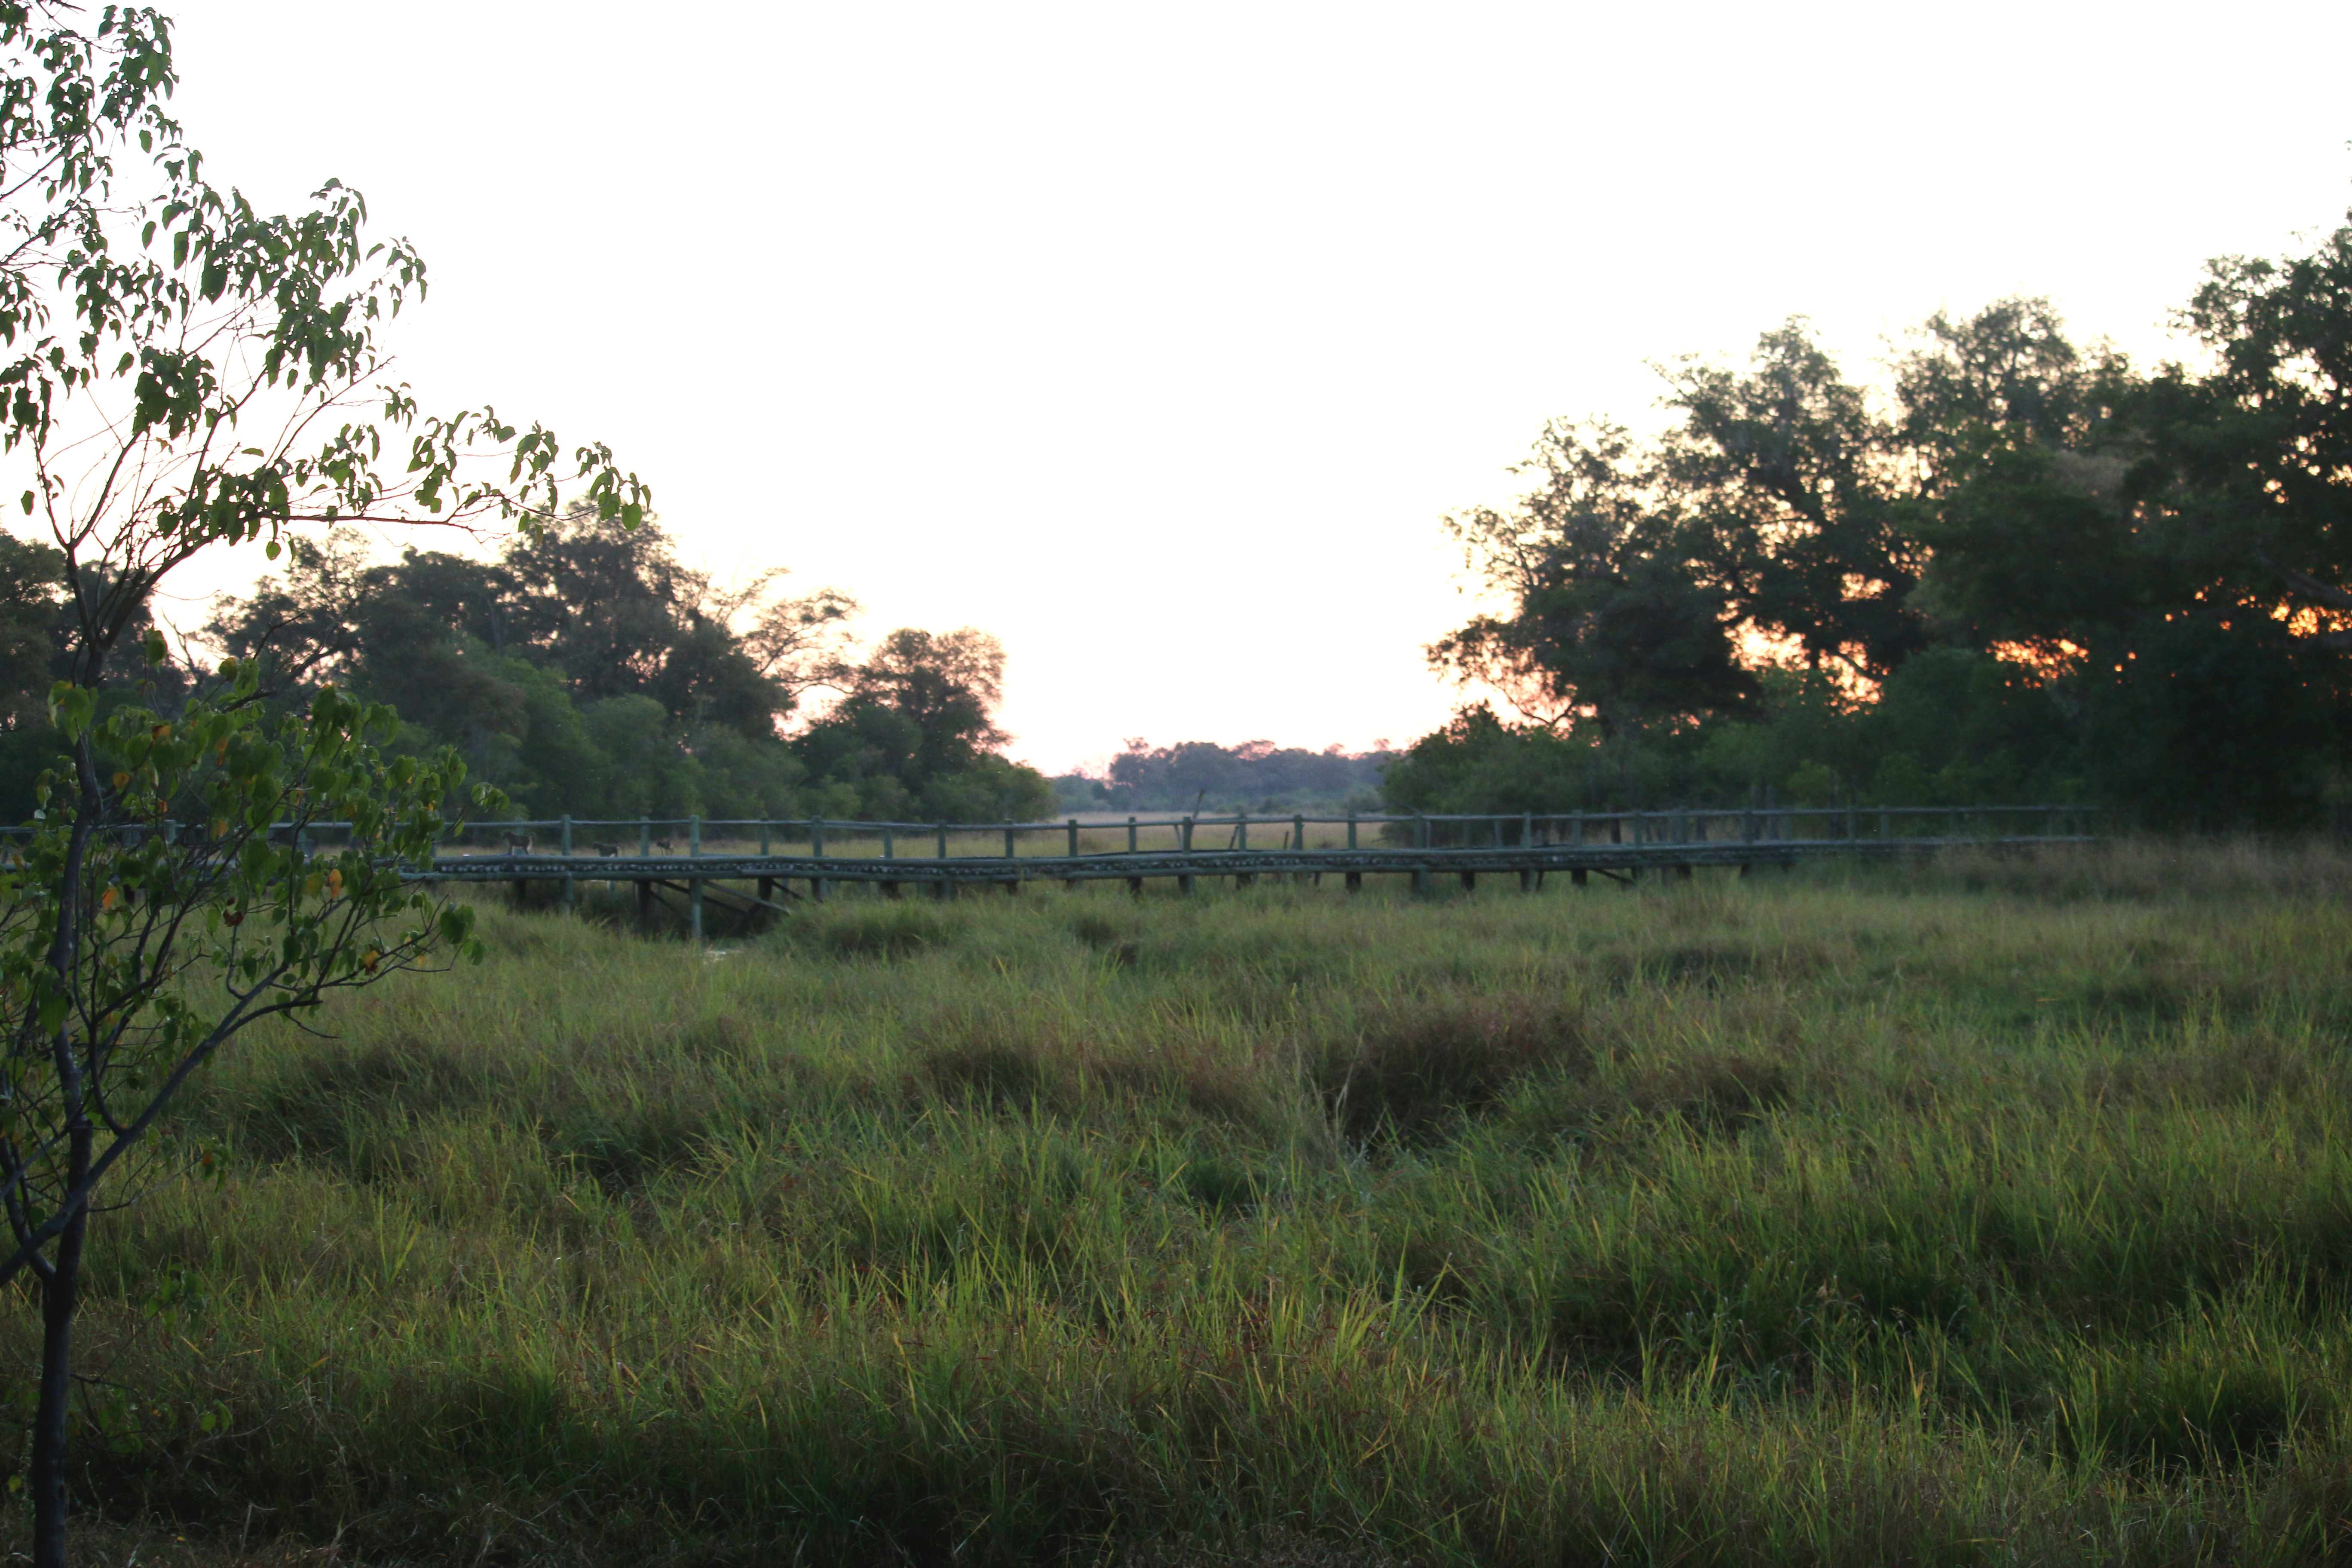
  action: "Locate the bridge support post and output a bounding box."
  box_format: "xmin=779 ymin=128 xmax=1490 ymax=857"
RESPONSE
xmin=1344 ymin=871 xmax=1362 ymax=894
xmin=689 ymin=879 xmax=704 ymax=942
xmin=1571 ymin=867 xmax=1588 ymax=888
xmin=881 ymin=880 xmax=900 ymax=899
xmin=636 ymin=878 xmax=653 ymax=925
xmin=1675 ymin=863 xmax=1693 ymax=881
xmin=1178 ymin=874 xmax=1195 ymax=896
xmin=1519 ymin=867 xmax=1535 ymax=893
xmin=1127 ymin=876 xmax=1143 ymax=896
xmin=1235 ymin=872 xmax=1255 ymax=890
xmin=1459 ymin=870 xmax=1476 ymax=892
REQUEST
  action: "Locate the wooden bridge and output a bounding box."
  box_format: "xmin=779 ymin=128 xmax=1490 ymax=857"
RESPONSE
xmin=413 ymin=805 xmax=2098 ymax=938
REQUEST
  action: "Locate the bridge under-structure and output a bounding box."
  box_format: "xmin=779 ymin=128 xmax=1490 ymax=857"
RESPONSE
xmin=408 ymin=805 xmax=2098 ymax=939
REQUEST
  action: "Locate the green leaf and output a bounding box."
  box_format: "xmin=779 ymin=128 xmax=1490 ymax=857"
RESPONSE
xmin=48 ymin=683 xmax=96 ymax=739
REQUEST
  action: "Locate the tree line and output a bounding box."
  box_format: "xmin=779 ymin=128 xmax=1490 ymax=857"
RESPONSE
xmin=1055 ymin=738 xmax=1392 ymax=814
xmin=1393 ymin=210 xmax=2352 ymax=828
xmin=0 ymin=509 xmax=1057 ymax=824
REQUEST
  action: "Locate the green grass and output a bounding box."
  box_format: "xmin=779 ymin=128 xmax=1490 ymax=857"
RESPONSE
xmin=17 ymin=841 xmax=2352 ymax=1564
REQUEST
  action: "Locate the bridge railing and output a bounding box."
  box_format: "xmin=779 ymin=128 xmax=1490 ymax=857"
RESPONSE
xmin=0 ymin=804 xmax=2103 ymax=860
xmin=422 ymin=804 xmax=2101 ymax=861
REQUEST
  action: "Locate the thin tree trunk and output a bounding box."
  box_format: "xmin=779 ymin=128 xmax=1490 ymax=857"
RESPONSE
xmin=30 ymin=1194 xmax=86 ymax=1568
xmin=29 ymin=732 xmax=100 ymax=1568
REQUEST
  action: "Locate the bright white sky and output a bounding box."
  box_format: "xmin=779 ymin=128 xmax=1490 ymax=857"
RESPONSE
xmin=151 ymin=0 xmax=2352 ymax=774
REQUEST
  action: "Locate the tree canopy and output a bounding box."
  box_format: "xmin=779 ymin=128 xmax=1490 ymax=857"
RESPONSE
xmin=1415 ymin=210 xmax=2352 ymax=827
xmin=199 ymin=520 xmax=1051 ymax=823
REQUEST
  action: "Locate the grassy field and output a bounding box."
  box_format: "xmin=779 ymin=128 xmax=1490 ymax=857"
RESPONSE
xmin=12 ymin=842 xmax=2352 ymax=1565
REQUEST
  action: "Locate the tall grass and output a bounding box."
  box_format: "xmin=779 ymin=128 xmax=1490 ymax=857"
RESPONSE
xmin=15 ymin=843 xmax=2352 ymax=1564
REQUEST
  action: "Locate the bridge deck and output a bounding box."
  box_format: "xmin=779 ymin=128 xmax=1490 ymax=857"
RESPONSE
xmin=416 ymin=834 xmax=2090 ymax=888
